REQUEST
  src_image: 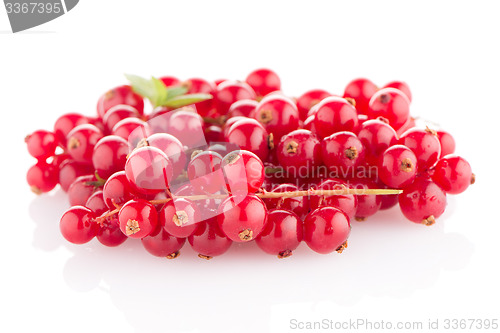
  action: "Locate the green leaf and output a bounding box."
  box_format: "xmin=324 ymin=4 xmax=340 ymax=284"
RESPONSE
xmin=165 ymin=86 xmax=188 ymax=100
xmin=151 ymin=77 xmax=168 ymax=107
xmin=125 ymin=74 xmax=168 ymax=108
xmin=162 ymin=93 xmax=213 ymax=108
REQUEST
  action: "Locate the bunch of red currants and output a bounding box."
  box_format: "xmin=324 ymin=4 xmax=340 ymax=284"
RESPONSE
xmin=25 ymin=69 xmax=474 ymax=259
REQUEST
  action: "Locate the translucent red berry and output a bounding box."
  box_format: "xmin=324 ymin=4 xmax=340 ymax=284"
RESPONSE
xmin=245 ymin=68 xmax=281 ymax=98
xmin=313 ymin=96 xmax=358 ymax=139
xmin=383 ymin=81 xmax=412 ymax=102
xmin=277 ymin=129 xmax=322 ymax=172
xmin=188 ymin=217 xmax=232 ymax=259
xmin=166 ymin=110 xmax=206 ymax=148
xmin=102 ymin=171 xmax=137 ymax=209
xmin=296 ymin=89 xmax=332 ymax=121
xmin=146 ymin=133 xmax=187 ymax=178
xmin=112 ymin=118 xmax=151 ymax=148
xmin=97 ymin=218 xmax=128 ymax=247
xmin=264 ymin=184 xmax=309 ymax=219
xmin=184 ymin=77 xmax=216 ymax=116
xmin=188 ymin=151 xmax=224 ymax=194
xmin=432 ymin=155 xmax=473 ymax=194
xmin=343 ymin=78 xmax=378 ymax=115
xmin=60 ymin=206 xmax=98 ymax=244
xmin=304 ymin=206 xmax=350 ymax=254
xmin=378 ymin=145 xmax=418 ymax=188
xmin=92 ymin=135 xmax=129 ymax=179
xmin=26 ymin=130 xmax=58 ymax=160
xmin=254 ymin=95 xmax=300 ymax=141
xmin=309 ymin=179 xmax=358 ymax=219
xmin=350 ymin=180 xmax=382 ymax=220
xmin=58 ymin=159 xmax=94 ymax=192
xmin=256 ymin=209 xmax=303 ymax=258
xmin=367 ymin=88 xmax=410 ymax=130
xmin=215 ymin=80 xmax=256 ymax=114
xmin=221 ymin=150 xmax=265 ymax=194
xmin=66 ymin=124 xmax=104 ymax=163
xmin=322 ymin=131 xmax=365 ymax=174
xmin=27 ymin=161 xmax=58 ymax=194
xmin=159 ymin=76 xmax=181 ymax=87
xmin=102 ymin=105 xmax=139 ymax=132
xmin=53 ymin=113 xmax=88 ymax=146
xmin=227 ymin=99 xmax=258 ymax=119
xmin=141 ymin=228 xmax=185 ymax=258
xmin=436 ymin=130 xmax=456 ymax=158
xmin=118 ymin=199 xmax=158 ymax=238
xmin=160 ymin=198 xmax=200 ymax=238
xmin=357 ymin=119 xmax=398 ymax=164
xmin=225 ymin=118 xmax=271 ymax=161
xmin=68 ymin=175 xmax=100 ymax=206
xmin=399 ymin=127 xmax=441 ymax=171
xmin=85 ymin=190 xmax=107 ymax=215
xmin=97 ymin=85 xmax=144 ymax=118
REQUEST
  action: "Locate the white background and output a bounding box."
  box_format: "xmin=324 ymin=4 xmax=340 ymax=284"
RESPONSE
xmin=1 ymin=1 xmax=499 ymax=332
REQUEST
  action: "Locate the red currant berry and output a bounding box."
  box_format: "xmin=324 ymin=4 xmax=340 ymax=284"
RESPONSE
xmin=432 ymin=155 xmax=473 ymax=194
xmin=313 ymin=96 xmax=359 ymax=139
xmin=378 ymin=145 xmax=418 ymax=188
xmin=254 ymin=95 xmax=300 ymax=141
xmin=225 ymin=118 xmax=271 ymax=161
xmin=367 ymin=88 xmax=410 ymax=130
xmin=215 ymin=80 xmax=256 ymax=114
xmin=343 ymin=78 xmax=378 ymax=115
xmin=217 ymin=194 xmax=268 ymax=242
xmin=350 ymin=180 xmax=382 ymax=220
xmin=97 ymin=85 xmax=144 ymax=118
xmin=160 ymin=198 xmax=200 ymax=238
xmin=125 ymin=146 xmax=174 ymax=194
xmin=174 ymin=184 xmax=218 ymax=212
xmin=399 ymin=127 xmax=441 ymax=171
xmin=92 ymin=135 xmax=129 ymax=179
xmin=377 ymin=181 xmax=399 ymax=210
xmin=167 ymin=110 xmax=206 ymax=148
xmin=205 ymin=125 xmax=223 ymax=143
xmin=222 ymin=116 xmax=246 ymax=137
xmin=103 ymin=171 xmax=136 ymax=209
xmin=68 ymin=175 xmax=100 ymax=206
xmin=309 ymin=179 xmax=358 ymax=219
xmin=304 ymin=206 xmax=350 ymax=254
xmin=264 ymin=184 xmax=309 ymax=219
xmin=97 ymin=218 xmax=128 ymax=247
xmin=296 ymin=89 xmax=332 ymax=121
xmin=66 ymin=124 xmax=103 ymax=164
xmin=245 ymin=68 xmax=281 ymax=98
xmin=256 ymin=209 xmax=303 ymax=258
xmin=399 ymin=177 xmax=447 ymax=225
xmin=60 ymin=206 xmax=98 ymax=244
xmin=112 ymin=118 xmax=151 ymax=148
xmin=227 ymin=99 xmax=258 ymax=119
xmin=159 ymin=76 xmax=181 ymax=87
xmin=383 ymin=81 xmax=412 ymax=102
xmin=303 ymin=115 xmax=317 ymax=132
xmin=188 ymin=151 xmax=224 ymax=194
xmin=58 ymin=159 xmax=94 ymax=192
xmin=396 ymin=117 xmax=416 ymax=137
xmin=357 ymin=119 xmax=398 ymax=164
xmin=50 ymin=153 xmax=70 ymax=168
xmin=184 ymin=78 xmax=216 ymax=116
xmin=85 ymin=190 xmax=107 ymax=215
xmin=118 ymin=199 xmax=158 ymax=238
xmin=102 ymin=105 xmax=139 ymax=133
xmin=141 ymin=228 xmax=185 ymax=258
xmin=25 ymin=130 xmax=58 ymax=160
xmin=436 ymin=130 xmax=456 ymax=158
xmin=221 ymin=150 xmax=265 ymax=194
xmin=188 ymin=217 xmax=232 ymax=259
xmin=277 ymin=129 xmax=321 ymax=172
xmin=53 ymin=113 xmax=88 ymax=146
xmin=145 ymin=133 xmax=187 ymax=178
xmin=27 ymin=161 xmax=58 ymax=194
xmin=322 ymin=131 xmax=365 ymax=174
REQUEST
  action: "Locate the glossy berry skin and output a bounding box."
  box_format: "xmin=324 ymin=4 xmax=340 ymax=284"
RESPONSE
xmin=217 ymin=195 xmax=268 ymax=242
xmin=256 ymin=209 xmax=303 ymax=257
xmin=103 ymin=171 xmax=136 ymax=209
xmin=146 ymin=133 xmax=187 ymax=178
xmin=367 ymin=88 xmax=410 ymax=130
xmin=102 ymin=105 xmax=139 ymax=132
xmin=26 ymin=130 xmax=58 ymax=160
xmin=60 ymin=206 xmax=98 ymax=244
xmin=53 ymin=113 xmax=88 ymax=146
xmin=85 ymin=190 xmax=107 ymax=215
xmin=125 ymin=146 xmax=173 ymax=194
xmin=264 ymin=184 xmax=309 ymax=219
xmin=222 ymin=116 xmax=246 ymax=137
xmin=343 ymin=78 xmax=378 ymax=115
xmin=225 ymin=118 xmax=270 ymax=161
xmin=97 ymin=85 xmax=144 ymax=118
xmin=227 ymin=99 xmax=258 ymax=119
xmin=118 ymin=199 xmax=158 ymax=238
xmin=350 ymin=180 xmax=382 ymax=220
xmin=97 ymin=218 xmax=128 ymax=247
xmin=309 ymin=179 xmax=358 ymax=219
xmin=245 ymin=68 xmax=281 ymax=98
xmin=221 ymin=150 xmax=265 ymax=194
xmin=188 ymin=151 xmax=224 ymax=194
xmin=159 ymin=76 xmax=181 ymax=87
xmin=112 ymin=118 xmax=151 ymax=148
xmin=27 ymin=161 xmax=58 ymax=194
xmin=160 ymin=198 xmax=200 ymax=238
xmin=383 ymin=81 xmax=412 ymax=102
xmin=313 ymin=96 xmax=359 ymax=139
xmin=167 ymin=110 xmax=206 ymax=148
xmin=188 ymin=217 xmax=233 ymax=258
xmin=296 ymin=89 xmax=332 ymax=121
xmin=399 ymin=177 xmax=447 ymax=225
xmin=254 ymin=95 xmax=300 ymax=142
xmin=303 ymin=207 xmax=350 ymax=254
xmin=303 ymin=115 xmax=316 ymax=132
xmin=436 ymin=130 xmax=456 ymax=158
xmin=432 ymin=155 xmax=472 ymax=194
xmin=66 ymin=124 xmax=103 ymax=164
xmin=68 ymin=175 xmax=100 ymax=206
xmin=92 ymin=136 xmax=129 ymax=179
xmin=205 ymin=125 xmax=223 ymax=143
xmin=58 ymin=159 xmax=94 ymax=192
xmin=378 ymin=145 xmax=418 ymax=189
xmin=277 ymin=129 xmax=321 ymax=171
xmin=141 ymin=228 xmax=186 ymax=258
xmin=399 ymin=128 xmax=441 ymax=171
xmin=322 ymin=131 xmax=365 ymax=173
xmin=357 ymin=119 xmax=398 ymax=164
xmin=184 ymin=78 xmax=216 ymax=116
xmin=215 ymin=80 xmax=257 ymax=115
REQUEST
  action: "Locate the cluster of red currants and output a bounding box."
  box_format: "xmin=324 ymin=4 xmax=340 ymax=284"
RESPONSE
xmin=25 ymin=69 xmax=474 ymax=259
